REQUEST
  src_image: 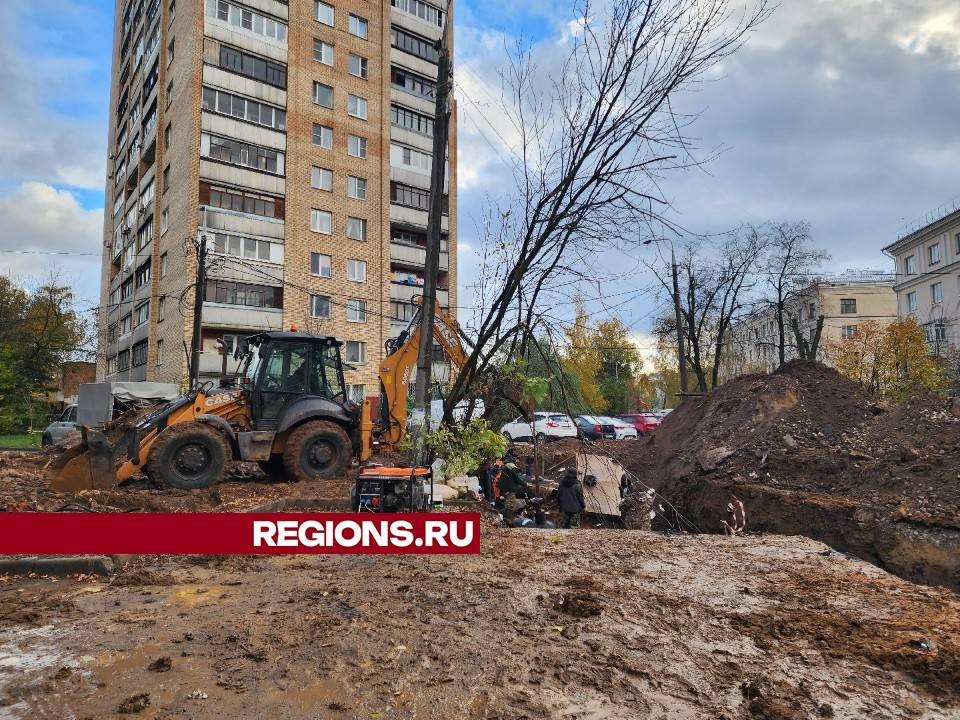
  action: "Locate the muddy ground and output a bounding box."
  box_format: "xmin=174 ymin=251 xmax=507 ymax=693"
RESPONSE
xmin=1 ymin=527 xmax=958 ymax=720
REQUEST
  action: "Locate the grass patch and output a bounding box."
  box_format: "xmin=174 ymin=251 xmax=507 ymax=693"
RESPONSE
xmin=0 ymin=434 xmax=42 ymax=449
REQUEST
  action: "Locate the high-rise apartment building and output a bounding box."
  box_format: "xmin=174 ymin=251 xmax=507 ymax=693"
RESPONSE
xmin=98 ymin=0 xmax=456 ymax=402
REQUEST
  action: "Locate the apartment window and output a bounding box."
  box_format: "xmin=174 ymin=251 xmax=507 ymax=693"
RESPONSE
xmin=390 ymin=182 xmax=445 ymax=213
xmin=932 ymin=282 xmax=943 ymax=304
xmin=201 ymin=133 xmax=284 ymax=174
xmin=391 ymin=143 xmax=431 ymax=173
xmin=167 ymin=38 xmax=175 ymax=65
xmin=135 ymin=260 xmax=151 ymax=288
xmin=219 ymin=45 xmax=287 ymax=88
xmin=391 ymin=104 xmax=434 ymax=136
xmin=117 ymin=349 xmax=131 ymax=372
xmin=132 ymin=340 xmax=149 ymax=367
xmin=135 ymin=301 xmax=150 ymax=327
xmin=347 ymin=259 xmax=367 ymax=282
xmin=348 ymin=94 xmax=368 ymax=120
xmin=312 ymin=124 xmax=333 ymax=149
xmin=121 ymin=276 xmax=134 ymax=300
xmin=160 ymin=207 xmax=169 ymax=234
xmin=927 ymin=321 xmax=947 ymax=344
xmin=206 ymin=186 xmax=280 ymax=218
xmin=311 ymin=252 xmax=332 ymax=278
xmin=391 ymin=26 xmax=439 ymax=63
xmin=205 ymin=281 xmax=282 ymax=308
xmin=164 ymin=122 xmax=172 ymax=148
xmin=107 ymin=322 xmax=118 ymax=343
xmin=202 ymin=86 xmax=286 ymax=130
xmin=311 ymin=209 xmax=332 ymax=234
xmin=314 ymin=39 xmax=333 ymax=65
xmin=839 ymin=298 xmax=857 ymax=314
xmin=207 ymin=0 xmax=288 ymax=41
xmin=315 ymin=1 xmax=334 ymax=26
xmin=347 ymin=176 xmax=367 ymax=200
xmin=391 ymin=0 xmax=443 ymax=26
xmin=212 ymin=233 xmax=274 ymax=262
xmin=349 ymin=14 xmax=368 ymax=39
xmin=907 ymin=290 xmax=917 ymax=312
xmin=156 ymin=339 xmax=164 ymax=366
xmin=121 ymin=313 xmax=133 ymax=334
xmin=313 ymin=82 xmax=334 ymax=108
xmin=349 ymin=53 xmax=368 ymax=79
xmin=904 ymin=254 xmax=916 ymax=274
xmin=160 ymin=253 xmax=168 ymax=277
xmin=166 ymin=79 xmax=173 ymax=108
xmin=169 ymin=0 xmax=175 ymax=22
xmin=928 ymin=243 xmax=941 ymax=265
xmin=137 ymin=221 xmax=154 ymax=251
xmin=841 ymin=325 xmax=857 ymax=339
xmin=347 ymin=135 xmax=367 ymax=158
xmin=311 ymin=294 xmax=331 ymax=318
xmin=346 ymin=299 xmax=367 ymax=323
xmin=347 ymin=217 xmax=367 ymax=241
xmin=311 ymin=166 xmax=333 ymax=191
xmin=391 ymin=66 xmax=435 ymax=98
xmin=163 ymin=165 xmax=171 ymax=192
xmin=158 ymin=296 xmax=165 ymax=321
xmin=390 ymin=300 xmax=415 ymax=321
xmin=345 ymin=341 xmax=366 ymax=364
xmin=955 ymin=232 xmax=960 ymax=255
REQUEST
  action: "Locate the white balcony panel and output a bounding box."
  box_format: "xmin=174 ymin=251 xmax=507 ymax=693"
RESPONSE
xmin=204 ymin=208 xmax=285 ymax=241
xmin=204 ymin=17 xmax=288 ymax=62
xmin=388 ymin=49 xmax=439 ymax=80
xmin=390 ymin=87 xmax=434 ymax=116
xmin=390 ymin=242 xmax=448 ymax=270
xmin=202 ymin=112 xmax=286 ymax=151
xmin=390 ymin=204 xmax=448 ymax=232
xmin=207 ymin=258 xmax=283 ymax=285
xmin=202 ymin=65 xmax=287 ymax=107
xmin=200 ymin=159 xmax=285 ymax=195
xmin=390 ymin=282 xmax=448 ymax=305
xmin=390 ymin=165 xmax=448 ymax=194
xmin=202 ymin=303 xmax=282 ymax=330
xmin=388 ymin=126 xmax=434 ymax=153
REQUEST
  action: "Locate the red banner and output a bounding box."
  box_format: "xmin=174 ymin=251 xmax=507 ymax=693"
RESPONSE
xmin=0 ymin=513 xmax=481 ymax=555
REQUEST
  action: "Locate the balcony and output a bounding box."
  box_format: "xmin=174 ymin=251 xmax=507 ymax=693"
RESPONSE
xmin=390 ymin=241 xmax=448 ymax=270
xmin=390 ymin=282 xmax=448 ymax=306
xmin=202 ymin=303 xmax=282 ymax=331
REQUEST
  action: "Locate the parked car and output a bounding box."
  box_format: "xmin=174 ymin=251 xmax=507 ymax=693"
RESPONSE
xmin=618 ymin=412 xmax=661 ymax=435
xmin=599 ymin=416 xmax=639 ymax=440
xmin=501 ymin=412 xmax=577 ymax=442
xmin=574 ymin=415 xmax=615 ymax=440
xmin=42 ymin=405 xmax=78 ymax=446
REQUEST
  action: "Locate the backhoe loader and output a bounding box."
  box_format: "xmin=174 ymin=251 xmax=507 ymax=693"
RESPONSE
xmin=49 ymin=301 xmax=469 ymax=492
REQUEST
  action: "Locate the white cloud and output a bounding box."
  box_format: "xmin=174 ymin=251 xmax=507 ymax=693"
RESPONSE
xmin=0 ymin=182 xmax=103 ymax=303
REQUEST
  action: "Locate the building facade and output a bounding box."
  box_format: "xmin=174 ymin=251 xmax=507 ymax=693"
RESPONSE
xmin=98 ymin=0 xmax=457 ymax=402
xmin=723 ymin=274 xmax=897 ymax=377
xmin=882 ymin=208 xmax=960 ymax=355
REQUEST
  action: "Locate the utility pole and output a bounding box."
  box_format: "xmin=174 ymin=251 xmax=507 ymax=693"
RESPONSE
xmin=670 ymin=245 xmax=689 ymax=397
xmin=414 ymin=11 xmax=451 ymax=442
xmin=188 ymin=214 xmax=208 ymax=388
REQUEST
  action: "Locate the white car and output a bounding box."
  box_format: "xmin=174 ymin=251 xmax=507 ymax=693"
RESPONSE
xmin=598 ymin=416 xmax=639 ymax=440
xmin=501 ymin=412 xmax=578 ymax=442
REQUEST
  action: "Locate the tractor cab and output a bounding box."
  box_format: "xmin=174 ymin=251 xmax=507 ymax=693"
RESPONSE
xmin=240 ymin=332 xmax=357 ymax=432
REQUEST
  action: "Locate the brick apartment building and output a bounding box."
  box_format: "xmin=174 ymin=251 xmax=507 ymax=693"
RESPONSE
xmin=98 ymin=0 xmax=457 ymax=401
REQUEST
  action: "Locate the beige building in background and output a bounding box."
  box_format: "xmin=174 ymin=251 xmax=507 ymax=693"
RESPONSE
xmin=724 ymin=273 xmax=897 ymax=376
xmin=97 ymin=0 xmax=457 ymax=401
xmin=883 ymin=206 xmax=960 ymax=355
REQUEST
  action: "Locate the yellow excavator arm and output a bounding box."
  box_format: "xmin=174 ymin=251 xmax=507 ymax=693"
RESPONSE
xmin=358 ymin=299 xmax=467 ymax=460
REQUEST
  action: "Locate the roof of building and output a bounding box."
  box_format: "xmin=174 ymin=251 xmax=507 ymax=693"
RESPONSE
xmin=883 ymin=205 xmax=960 ymax=255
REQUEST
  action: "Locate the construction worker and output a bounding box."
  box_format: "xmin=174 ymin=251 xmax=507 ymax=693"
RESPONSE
xmin=557 ymin=468 xmax=586 ymax=529
xmin=497 ymin=454 xmax=527 ymax=524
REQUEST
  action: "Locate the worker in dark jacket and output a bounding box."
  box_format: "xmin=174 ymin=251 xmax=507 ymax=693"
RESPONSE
xmin=498 ymin=455 xmax=527 ymax=524
xmin=557 ymin=468 xmax=586 ymax=528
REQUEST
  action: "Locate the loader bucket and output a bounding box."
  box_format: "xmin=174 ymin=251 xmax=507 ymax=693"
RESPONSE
xmin=47 ymin=428 xmax=117 ymax=492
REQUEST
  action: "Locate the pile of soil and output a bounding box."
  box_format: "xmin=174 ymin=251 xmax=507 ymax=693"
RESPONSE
xmin=605 ymin=361 xmax=960 ymax=587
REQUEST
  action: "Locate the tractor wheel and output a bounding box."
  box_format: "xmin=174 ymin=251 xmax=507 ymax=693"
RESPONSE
xmin=146 ymin=422 xmax=229 ymax=490
xmin=257 ymin=454 xmax=286 ymax=481
xmin=282 ymin=421 xmax=351 ymax=482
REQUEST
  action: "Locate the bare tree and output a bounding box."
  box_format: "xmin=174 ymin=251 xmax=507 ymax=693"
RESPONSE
xmin=760 ymin=221 xmax=830 ymax=367
xmin=444 ymin=0 xmax=770 ymax=419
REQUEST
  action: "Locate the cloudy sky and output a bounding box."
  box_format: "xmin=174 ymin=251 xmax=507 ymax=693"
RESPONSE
xmin=2 ymin=0 xmax=959 ymax=350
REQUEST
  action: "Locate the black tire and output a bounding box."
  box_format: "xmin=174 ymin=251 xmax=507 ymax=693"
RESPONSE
xmin=535 ymin=432 xmax=546 ymax=444
xmin=41 ymin=434 xmax=52 ymax=447
xmin=146 ymin=422 xmax=229 ymax=490
xmin=502 ymin=431 xmax=512 ymax=441
xmin=258 ymin=454 xmax=286 ymax=481
xmin=282 ymin=421 xmax=351 ymax=482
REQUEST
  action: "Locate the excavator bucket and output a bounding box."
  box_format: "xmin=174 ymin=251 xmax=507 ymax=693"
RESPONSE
xmin=47 ymin=428 xmax=117 ymax=492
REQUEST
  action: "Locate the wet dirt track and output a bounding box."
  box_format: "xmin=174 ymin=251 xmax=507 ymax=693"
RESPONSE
xmin=1 ymin=528 xmax=958 ymax=720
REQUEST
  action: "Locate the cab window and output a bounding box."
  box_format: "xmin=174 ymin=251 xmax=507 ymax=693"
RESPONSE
xmin=263 ymin=344 xmax=309 ymax=392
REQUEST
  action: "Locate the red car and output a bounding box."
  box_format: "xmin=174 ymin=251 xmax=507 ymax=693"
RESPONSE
xmin=618 ymin=413 xmax=661 ymax=435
